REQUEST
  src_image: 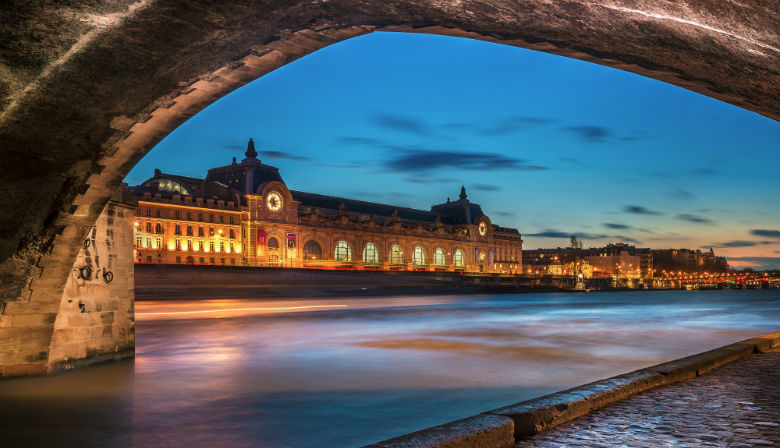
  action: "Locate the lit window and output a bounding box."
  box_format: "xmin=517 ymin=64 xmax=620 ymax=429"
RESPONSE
xmin=335 ymin=240 xmax=353 ymax=262
xmin=363 ymin=242 xmax=379 ymax=264
xmin=434 ymin=248 xmax=446 ymax=266
xmin=389 ymin=245 xmax=403 ymax=265
xmin=412 ymin=246 xmax=426 ymax=265
xmin=454 ymin=249 xmax=465 ymax=267
xmin=303 ymin=240 xmax=322 ymax=260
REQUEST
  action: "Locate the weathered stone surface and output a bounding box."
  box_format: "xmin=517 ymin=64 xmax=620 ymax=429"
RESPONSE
xmin=1 ymin=0 xmax=778 ymax=375
xmin=514 ymin=346 xmax=780 ymax=447
xmin=0 ymin=195 xmax=136 ymax=377
xmin=363 ymin=413 xmax=515 ymax=448
xmin=489 ymin=333 xmax=779 ymax=438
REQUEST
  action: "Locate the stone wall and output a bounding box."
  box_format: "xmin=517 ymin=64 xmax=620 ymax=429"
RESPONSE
xmin=0 ymin=193 xmax=136 ymax=377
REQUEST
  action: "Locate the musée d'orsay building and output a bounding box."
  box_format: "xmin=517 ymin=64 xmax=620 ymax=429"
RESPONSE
xmin=129 ymin=139 xmax=523 ymax=274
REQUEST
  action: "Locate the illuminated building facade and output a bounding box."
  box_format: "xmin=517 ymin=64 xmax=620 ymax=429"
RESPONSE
xmin=129 ymin=139 xmax=523 ymax=273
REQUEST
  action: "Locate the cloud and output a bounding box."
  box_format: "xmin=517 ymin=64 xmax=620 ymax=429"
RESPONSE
xmin=404 ymin=177 xmax=457 ymax=185
xmin=623 ymin=205 xmax=663 ymax=215
xmin=471 ymin=183 xmax=500 ymax=192
xmin=691 ymin=168 xmax=719 ymax=176
xmin=619 ymin=131 xmax=653 ymax=142
xmin=262 ymin=150 xmax=310 ymax=161
xmin=725 ymin=256 xmax=780 ymax=270
xmin=371 ymin=113 xmax=430 ymax=136
xmin=670 ymin=189 xmax=695 ymax=199
xmin=560 ymin=157 xmax=591 ymax=167
xmin=494 ymin=211 xmax=517 ymax=218
xmin=677 ymin=213 xmax=712 ymax=224
xmin=709 ymin=240 xmax=766 ymax=248
xmin=563 ymin=125 xmax=612 ymax=143
xmin=751 ymin=229 xmax=780 ymax=238
xmin=613 ymin=235 xmax=640 ymax=243
xmin=384 ymin=149 xmax=548 ymax=173
xmin=527 ymin=229 xmax=608 ymax=239
xmin=603 ymin=223 xmax=630 ymax=230
xmin=480 ymin=116 xmax=555 ymax=136
xmin=336 ymin=136 xmax=382 ymax=146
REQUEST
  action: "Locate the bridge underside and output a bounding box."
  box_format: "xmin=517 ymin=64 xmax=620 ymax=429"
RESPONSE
xmin=0 ymin=0 xmax=778 ymax=376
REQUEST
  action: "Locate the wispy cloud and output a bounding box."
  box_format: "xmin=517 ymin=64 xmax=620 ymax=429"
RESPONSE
xmin=494 ymin=211 xmax=517 ymax=218
xmin=371 ymin=113 xmax=430 ymax=136
xmin=336 ymin=136 xmax=382 ymax=146
xmin=563 ymin=125 xmax=612 ymax=143
xmin=613 ymin=235 xmax=640 ymax=243
xmin=527 ymin=229 xmax=608 ymax=239
xmin=560 ymin=157 xmax=591 ymax=167
xmin=471 ymin=183 xmax=500 ymax=192
xmin=669 ymin=189 xmax=695 ymax=199
xmin=385 ymin=149 xmax=548 ymax=173
xmin=708 ymin=240 xmax=771 ymax=248
xmin=480 ymin=116 xmax=556 ymax=136
xmin=603 ymin=223 xmax=631 ymax=229
xmin=751 ymin=229 xmax=780 ymax=238
xmin=691 ymin=168 xmax=719 ymax=176
xmin=262 ymin=150 xmax=310 ymax=161
xmin=403 ymin=177 xmax=457 ymax=185
xmin=725 ymin=256 xmax=780 ymax=270
xmin=623 ymin=205 xmax=663 ymax=215
xmin=677 ymin=213 xmax=712 ymax=224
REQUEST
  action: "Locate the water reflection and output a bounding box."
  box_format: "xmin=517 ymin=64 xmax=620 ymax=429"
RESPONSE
xmin=1 ymin=290 xmax=777 ymax=447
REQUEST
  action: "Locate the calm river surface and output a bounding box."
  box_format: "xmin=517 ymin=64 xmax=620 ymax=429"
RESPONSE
xmin=1 ymin=289 xmax=778 ymax=447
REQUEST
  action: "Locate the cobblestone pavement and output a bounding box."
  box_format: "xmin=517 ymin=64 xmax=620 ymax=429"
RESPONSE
xmin=515 ymin=347 xmax=779 ymax=447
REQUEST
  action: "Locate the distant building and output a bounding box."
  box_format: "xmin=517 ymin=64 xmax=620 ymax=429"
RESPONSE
xmin=524 ymin=243 xmax=653 ymax=283
xmin=652 ymin=248 xmax=729 ymax=274
xmin=128 ymin=139 xmax=523 ymax=273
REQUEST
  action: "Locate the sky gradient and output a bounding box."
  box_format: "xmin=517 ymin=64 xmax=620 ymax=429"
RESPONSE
xmin=125 ymin=32 xmax=780 ymax=269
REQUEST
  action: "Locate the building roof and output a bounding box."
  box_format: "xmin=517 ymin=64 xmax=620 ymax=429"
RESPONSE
xmin=291 ymin=190 xmax=441 ymax=223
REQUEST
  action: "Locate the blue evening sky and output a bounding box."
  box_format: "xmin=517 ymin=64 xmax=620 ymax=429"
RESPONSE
xmin=125 ymin=32 xmax=780 ymax=269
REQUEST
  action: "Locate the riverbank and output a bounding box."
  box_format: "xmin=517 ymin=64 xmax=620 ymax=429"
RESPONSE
xmin=135 ymin=264 xmax=570 ymax=300
xmin=135 ymin=264 xmax=758 ymax=300
xmin=363 ymin=332 xmax=780 ymax=448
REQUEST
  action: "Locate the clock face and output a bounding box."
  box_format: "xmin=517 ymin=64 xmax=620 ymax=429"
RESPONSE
xmin=266 ymin=191 xmax=283 ymax=212
xmin=478 ymin=221 xmax=487 ymax=236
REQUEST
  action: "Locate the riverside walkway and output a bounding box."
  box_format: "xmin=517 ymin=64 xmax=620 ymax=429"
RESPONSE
xmin=515 ymin=347 xmax=780 ymax=447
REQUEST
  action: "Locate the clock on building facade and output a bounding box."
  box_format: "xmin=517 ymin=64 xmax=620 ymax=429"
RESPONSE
xmin=478 ymin=221 xmax=487 ymax=236
xmin=266 ymin=191 xmax=283 ymax=212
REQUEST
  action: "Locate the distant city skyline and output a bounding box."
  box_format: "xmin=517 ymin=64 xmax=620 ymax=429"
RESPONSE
xmin=125 ymin=32 xmax=780 ymax=270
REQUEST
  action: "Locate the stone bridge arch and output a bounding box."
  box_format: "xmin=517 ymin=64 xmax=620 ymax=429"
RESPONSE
xmin=1 ymin=0 xmax=778 ymax=376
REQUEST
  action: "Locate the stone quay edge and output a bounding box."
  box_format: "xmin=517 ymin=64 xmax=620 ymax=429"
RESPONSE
xmin=362 ymin=332 xmax=780 ymax=448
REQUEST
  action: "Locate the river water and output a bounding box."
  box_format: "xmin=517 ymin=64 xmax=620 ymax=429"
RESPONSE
xmin=1 ymin=289 xmax=777 ymax=447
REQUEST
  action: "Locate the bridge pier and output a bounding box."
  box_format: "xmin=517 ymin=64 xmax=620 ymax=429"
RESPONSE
xmin=0 ymin=190 xmax=136 ymax=377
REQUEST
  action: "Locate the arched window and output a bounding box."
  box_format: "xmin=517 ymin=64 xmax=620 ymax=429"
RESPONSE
xmin=267 ymin=237 xmax=279 ymax=249
xmin=454 ymin=249 xmax=465 ymax=267
xmin=303 ymin=240 xmax=323 ymax=260
xmin=434 ymin=248 xmax=446 ymax=266
xmin=363 ymin=242 xmax=379 ymax=264
xmin=412 ymin=246 xmax=426 ymax=265
xmin=389 ymin=245 xmax=403 ymax=265
xmin=334 ymin=240 xmax=353 ymax=262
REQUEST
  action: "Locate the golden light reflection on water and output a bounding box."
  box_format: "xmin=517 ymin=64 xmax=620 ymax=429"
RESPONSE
xmin=134 ymin=296 xmax=463 ymax=320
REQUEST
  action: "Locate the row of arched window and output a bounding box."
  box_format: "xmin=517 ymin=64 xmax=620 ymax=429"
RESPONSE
xmin=296 ymin=240 xmax=465 ymax=267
